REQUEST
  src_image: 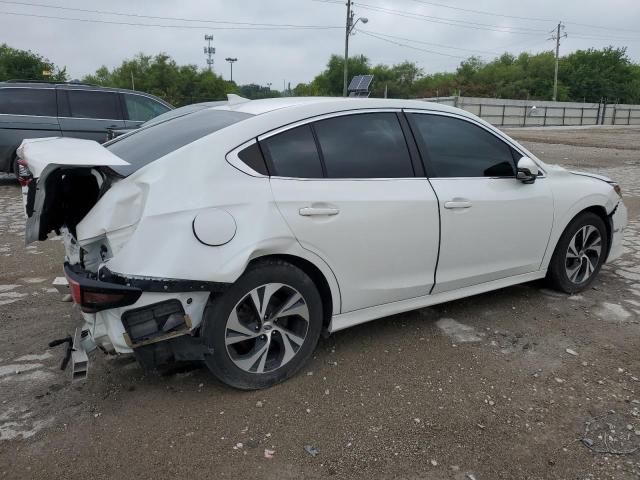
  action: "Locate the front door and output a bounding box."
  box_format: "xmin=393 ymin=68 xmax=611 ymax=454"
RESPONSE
xmin=407 ymin=111 xmax=554 ymax=293
xmin=265 ymin=112 xmax=440 ymax=313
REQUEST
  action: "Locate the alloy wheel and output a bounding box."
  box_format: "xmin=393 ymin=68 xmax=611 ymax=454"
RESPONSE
xmin=224 ymin=283 xmax=310 ymax=374
xmin=565 ymin=225 xmax=602 ymax=284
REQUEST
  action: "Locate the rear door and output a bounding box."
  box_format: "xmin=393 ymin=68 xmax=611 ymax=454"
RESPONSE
xmin=266 ymin=111 xmax=440 ymax=313
xmin=57 ymin=89 xmax=125 ymax=142
xmin=407 ymin=111 xmax=554 ymax=293
xmin=0 ymin=87 xmax=60 ymax=172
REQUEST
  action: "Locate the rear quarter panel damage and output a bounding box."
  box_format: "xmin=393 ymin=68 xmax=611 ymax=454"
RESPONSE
xmin=76 ymin=128 xmax=342 ymax=316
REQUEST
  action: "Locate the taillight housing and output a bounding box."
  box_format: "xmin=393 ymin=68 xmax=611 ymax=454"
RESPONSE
xmin=16 ymin=159 xmax=33 ymax=187
xmin=64 ymin=263 xmax=142 ymax=313
xmin=611 ymin=182 xmax=622 ymax=198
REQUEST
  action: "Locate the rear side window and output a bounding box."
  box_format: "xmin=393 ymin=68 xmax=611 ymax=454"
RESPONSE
xmin=0 ymin=88 xmax=56 ymax=116
xmin=66 ymin=90 xmax=121 ymax=119
xmin=261 ymin=125 xmax=324 ymax=178
xmin=313 ymin=113 xmax=414 ymax=178
xmin=409 ymin=114 xmax=515 ymax=177
xmin=124 ymin=94 xmax=170 ymax=122
xmin=238 ymin=142 xmax=269 ymax=175
xmin=106 ymin=108 xmax=252 ymax=176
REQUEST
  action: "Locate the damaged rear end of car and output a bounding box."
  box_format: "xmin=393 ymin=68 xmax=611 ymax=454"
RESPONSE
xmin=17 ymin=106 xmax=256 ymax=380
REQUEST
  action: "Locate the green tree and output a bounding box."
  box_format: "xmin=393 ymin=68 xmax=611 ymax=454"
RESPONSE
xmin=0 ymin=44 xmax=67 ymax=81
xmin=237 ymin=83 xmax=281 ymax=99
xmin=83 ymin=53 xmax=234 ymax=106
xmin=560 ymin=46 xmax=636 ymax=103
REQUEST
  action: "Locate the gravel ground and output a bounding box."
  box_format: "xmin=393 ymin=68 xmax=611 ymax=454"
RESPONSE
xmin=1 ymin=127 xmax=640 ymax=479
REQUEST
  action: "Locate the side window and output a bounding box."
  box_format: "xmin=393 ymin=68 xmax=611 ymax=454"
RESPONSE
xmin=260 ymin=125 xmax=324 ymax=178
xmin=409 ymin=114 xmax=515 ymax=178
xmin=237 ymin=142 xmax=269 ymax=175
xmin=66 ymin=90 xmax=121 ymax=120
xmin=124 ymin=94 xmax=170 ymax=122
xmin=0 ymin=88 xmax=56 ymax=116
xmin=313 ymin=113 xmax=414 ymax=179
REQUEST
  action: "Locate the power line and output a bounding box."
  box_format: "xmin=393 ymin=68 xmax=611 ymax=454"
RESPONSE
xmin=0 ymin=0 xmax=342 ymax=29
xmin=356 ymin=29 xmax=465 ymax=59
xmin=403 ymin=0 xmax=554 ymax=23
xmin=353 ymin=2 xmax=549 ymax=35
xmin=358 ymin=30 xmax=503 ymax=56
xmin=406 ymin=0 xmax=640 ymax=35
xmin=0 ymin=9 xmax=342 ymax=30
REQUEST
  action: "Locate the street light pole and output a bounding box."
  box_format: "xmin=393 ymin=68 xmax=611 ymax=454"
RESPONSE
xmin=342 ymin=3 xmax=368 ymax=97
xmin=225 ymin=57 xmax=238 ymax=83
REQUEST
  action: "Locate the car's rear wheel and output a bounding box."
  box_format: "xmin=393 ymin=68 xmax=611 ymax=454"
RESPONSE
xmin=11 ymin=155 xmax=19 ymax=180
xmin=547 ymin=212 xmax=608 ymax=293
xmin=202 ymin=260 xmax=323 ymax=390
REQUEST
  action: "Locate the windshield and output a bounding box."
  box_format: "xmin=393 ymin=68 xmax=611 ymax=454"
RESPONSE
xmin=106 ymin=108 xmax=252 ymax=176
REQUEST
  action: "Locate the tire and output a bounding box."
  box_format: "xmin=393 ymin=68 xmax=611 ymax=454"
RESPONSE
xmin=547 ymin=212 xmax=608 ymax=294
xmin=202 ymin=260 xmax=323 ymax=390
xmin=11 ymin=155 xmax=19 ymax=180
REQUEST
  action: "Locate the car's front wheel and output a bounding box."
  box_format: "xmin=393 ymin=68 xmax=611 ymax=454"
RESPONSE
xmin=547 ymin=211 xmax=608 ymax=293
xmin=202 ymin=260 xmax=323 ymax=390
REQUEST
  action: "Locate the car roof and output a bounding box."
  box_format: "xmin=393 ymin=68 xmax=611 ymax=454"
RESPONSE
xmin=211 ymin=96 xmax=467 ymax=118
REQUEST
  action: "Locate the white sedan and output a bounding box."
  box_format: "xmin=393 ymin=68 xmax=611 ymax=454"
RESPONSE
xmin=18 ymin=96 xmax=627 ymax=389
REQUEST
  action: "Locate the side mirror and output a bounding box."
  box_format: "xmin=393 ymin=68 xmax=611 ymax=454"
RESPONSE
xmin=516 ymin=156 xmax=539 ymax=184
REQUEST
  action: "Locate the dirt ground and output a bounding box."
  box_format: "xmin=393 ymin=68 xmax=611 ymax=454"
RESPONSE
xmin=1 ymin=127 xmax=640 ymax=480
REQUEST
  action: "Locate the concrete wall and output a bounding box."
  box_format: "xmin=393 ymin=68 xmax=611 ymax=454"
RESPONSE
xmin=422 ymin=96 xmax=640 ymax=127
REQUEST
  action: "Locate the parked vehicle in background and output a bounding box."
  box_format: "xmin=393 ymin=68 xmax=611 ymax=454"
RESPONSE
xmin=17 ymin=96 xmax=627 ymax=390
xmin=0 ymin=80 xmax=172 ymax=175
xmin=106 ymin=101 xmax=226 ymax=140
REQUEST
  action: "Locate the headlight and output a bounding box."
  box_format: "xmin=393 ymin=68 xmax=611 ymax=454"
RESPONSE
xmin=609 ymin=182 xmax=622 ymax=197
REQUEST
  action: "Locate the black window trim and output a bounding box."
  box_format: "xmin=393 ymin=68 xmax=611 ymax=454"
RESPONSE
xmin=256 ymin=108 xmax=419 ymax=180
xmin=404 ymin=108 xmax=546 ymax=179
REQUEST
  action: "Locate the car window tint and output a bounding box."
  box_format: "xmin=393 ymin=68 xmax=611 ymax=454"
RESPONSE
xmin=261 ymin=125 xmax=323 ymax=178
xmin=124 ymin=94 xmax=170 ymax=122
xmin=409 ymin=114 xmax=515 ymax=177
xmin=106 ymin=108 xmax=252 ymax=176
xmin=313 ymin=113 xmax=413 ymax=179
xmin=67 ymin=90 xmax=121 ymax=119
xmin=238 ymin=142 xmax=269 ymax=175
xmin=0 ymin=88 xmax=56 ymax=116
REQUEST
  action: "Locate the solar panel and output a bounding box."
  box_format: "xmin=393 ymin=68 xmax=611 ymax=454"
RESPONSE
xmin=356 ymin=74 xmax=373 ymax=91
xmin=347 ymin=76 xmax=362 ymax=91
xmin=347 ymin=75 xmax=374 ymax=97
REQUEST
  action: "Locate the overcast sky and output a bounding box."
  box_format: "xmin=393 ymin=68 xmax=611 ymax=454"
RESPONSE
xmin=1 ymin=0 xmax=639 ymax=88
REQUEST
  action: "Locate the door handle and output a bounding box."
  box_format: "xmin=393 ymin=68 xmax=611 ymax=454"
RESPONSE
xmin=299 ymin=207 xmax=340 ymax=216
xmin=444 ymin=200 xmax=472 ymax=209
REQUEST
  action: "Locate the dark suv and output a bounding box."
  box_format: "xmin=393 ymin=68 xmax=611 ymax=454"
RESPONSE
xmin=0 ymin=80 xmax=172 ymax=174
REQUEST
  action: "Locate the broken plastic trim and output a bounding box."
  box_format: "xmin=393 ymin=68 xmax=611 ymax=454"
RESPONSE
xmin=97 ymin=267 xmax=230 ymax=293
xmin=64 ymin=262 xmax=142 ymax=313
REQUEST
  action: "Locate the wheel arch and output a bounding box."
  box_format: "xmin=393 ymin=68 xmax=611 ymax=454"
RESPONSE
xmin=542 ymin=202 xmax=613 ymax=270
xmin=247 ymin=253 xmax=338 ymax=332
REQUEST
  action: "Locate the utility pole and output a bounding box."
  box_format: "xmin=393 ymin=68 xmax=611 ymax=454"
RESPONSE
xmin=549 ymin=22 xmax=567 ymax=101
xmin=343 ymin=1 xmax=352 ymax=97
xmin=204 ymin=34 xmax=215 ymax=72
xmin=225 ymin=57 xmax=238 ymax=82
xmin=342 ymin=2 xmax=368 ymax=97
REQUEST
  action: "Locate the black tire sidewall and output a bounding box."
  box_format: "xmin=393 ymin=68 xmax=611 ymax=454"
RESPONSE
xmin=548 ymin=212 xmax=608 ymax=293
xmin=202 ymin=261 xmax=323 ymax=390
